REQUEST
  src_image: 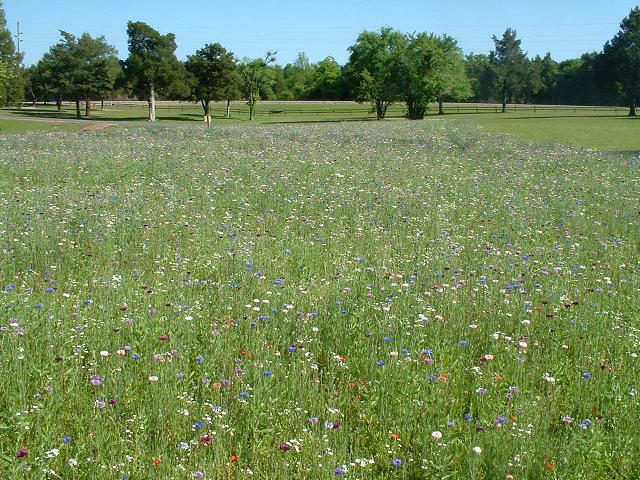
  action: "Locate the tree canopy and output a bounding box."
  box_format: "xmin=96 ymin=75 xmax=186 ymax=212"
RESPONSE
xmin=123 ymin=21 xmax=188 ymax=121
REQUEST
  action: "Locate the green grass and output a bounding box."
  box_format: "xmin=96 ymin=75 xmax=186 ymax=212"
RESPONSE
xmin=0 ymin=120 xmax=638 ymax=479
xmin=4 ymin=102 xmax=639 ymax=152
xmin=0 ymin=119 xmax=82 ymax=135
xmin=447 ymin=110 xmax=640 ymax=152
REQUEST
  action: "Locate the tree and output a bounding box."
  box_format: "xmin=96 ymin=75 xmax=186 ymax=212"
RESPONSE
xmin=282 ymin=52 xmax=314 ymax=99
xmin=348 ymin=28 xmax=405 ymax=119
xmin=123 ymin=21 xmax=186 ymax=121
xmin=465 ymin=53 xmax=497 ymax=102
xmin=0 ymin=0 xmax=23 ymax=105
xmin=431 ymin=35 xmax=472 ymax=114
xmin=307 ymin=56 xmax=345 ymax=100
xmin=37 ymin=32 xmax=118 ymax=119
xmin=490 ymin=28 xmax=528 ymax=112
xmin=395 ymin=33 xmax=440 ymax=120
xmin=220 ymin=69 xmax=242 ymax=117
xmin=186 ymin=43 xmax=237 ymax=116
xmin=240 ymin=51 xmax=276 ymax=121
xmin=604 ymin=7 xmax=640 ymax=116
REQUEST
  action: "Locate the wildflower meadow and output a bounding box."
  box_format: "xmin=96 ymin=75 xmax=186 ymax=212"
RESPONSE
xmin=0 ymin=120 xmax=638 ymax=479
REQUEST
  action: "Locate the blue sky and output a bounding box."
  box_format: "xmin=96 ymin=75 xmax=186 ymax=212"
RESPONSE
xmin=4 ymin=0 xmax=638 ymax=66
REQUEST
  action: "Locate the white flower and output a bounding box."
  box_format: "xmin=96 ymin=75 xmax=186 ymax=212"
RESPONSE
xmin=100 ymin=351 xmax=109 ymax=357
xmin=45 ymin=448 xmax=60 ymax=458
xmin=149 ymin=375 xmax=159 ymax=382
xmin=431 ymin=431 xmax=443 ymax=440
xmin=472 ymin=446 xmax=482 ymax=454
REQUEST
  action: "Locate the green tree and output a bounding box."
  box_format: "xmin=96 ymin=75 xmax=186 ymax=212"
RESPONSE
xmin=348 ymin=28 xmax=405 ymax=119
xmin=604 ymin=7 xmax=640 ymax=116
xmin=240 ymin=51 xmax=276 ymax=120
xmin=282 ymin=52 xmax=314 ymax=99
xmin=0 ymin=0 xmax=23 ymax=105
xmin=396 ymin=33 xmax=440 ymax=120
xmin=38 ymin=32 xmax=118 ymax=119
xmin=491 ymin=28 xmax=528 ymax=112
xmin=465 ymin=53 xmax=497 ymax=101
xmin=186 ymin=43 xmax=237 ymax=116
xmin=431 ymin=35 xmax=472 ymax=114
xmin=220 ymin=68 xmax=242 ymax=117
xmin=123 ymin=21 xmax=187 ymax=121
xmin=308 ymin=56 xmax=344 ymax=100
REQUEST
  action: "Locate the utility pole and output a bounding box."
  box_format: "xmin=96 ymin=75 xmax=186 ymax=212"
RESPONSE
xmin=15 ymin=21 xmax=22 ymax=56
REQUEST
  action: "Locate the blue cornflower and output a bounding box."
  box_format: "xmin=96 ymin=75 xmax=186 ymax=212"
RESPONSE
xmin=376 ymin=361 xmax=385 ymax=367
xmin=459 ymin=339 xmax=469 ymax=346
xmin=392 ymin=458 xmax=403 ymax=467
xmin=335 ymin=467 xmax=346 ymax=475
xmin=287 ymin=345 xmax=297 ymax=353
xmin=582 ymin=372 xmax=592 ymax=379
xmin=63 ymin=437 xmax=72 ymax=444
xmin=195 ymin=355 xmax=205 ymax=364
xmin=263 ymin=370 xmax=273 ymax=377
xmin=193 ymin=421 xmax=205 ymax=428
xmin=383 ymin=336 xmax=392 ymax=342
xmin=239 ymin=392 xmax=250 ymax=399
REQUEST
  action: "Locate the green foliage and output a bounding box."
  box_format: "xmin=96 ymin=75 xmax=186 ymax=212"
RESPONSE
xmin=186 ymin=43 xmax=238 ymax=115
xmin=604 ymin=7 xmax=640 ymax=115
xmin=35 ymin=31 xmax=119 ymax=118
xmin=490 ymin=28 xmax=529 ymax=111
xmin=348 ymin=27 xmax=405 ymax=119
xmin=123 ymin=21 xmax=188 ymax=120
xmin=0 ymin=0 xmax=23 ymax=105
xmin=240 ymin=51 xmax=276 ymax=120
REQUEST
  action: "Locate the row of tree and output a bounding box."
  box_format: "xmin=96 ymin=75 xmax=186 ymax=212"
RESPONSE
xmin=2 ymin=2 xmax=639 ymax=118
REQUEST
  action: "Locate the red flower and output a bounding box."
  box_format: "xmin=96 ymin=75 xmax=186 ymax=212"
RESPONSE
xmin=16 ymin=446 xmax=29 ymax=459
xmin=200 ymin=435 xmax=212 ymax=445
xmin=154 ymin=459 xmax=162 ymax=465
xmin=279 ymin=443 xmax=291 ymax=452
xmin=229 ymin=454 xmax=238 ymax=462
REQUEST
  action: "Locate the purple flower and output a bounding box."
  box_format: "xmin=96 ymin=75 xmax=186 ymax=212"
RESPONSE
xmin=90 ymin=375 xmax=103 ymax=386
xmin=63 ymin=437 xmax=72 ymax=444
xmin=335 ymin=467 xmax=346 ymax=475
xmin=392 ymin=458 xmax=403 ymax=467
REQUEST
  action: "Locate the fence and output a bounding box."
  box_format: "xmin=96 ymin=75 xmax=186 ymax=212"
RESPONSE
xmin=32 ymin=101 xmax=629 ymax=119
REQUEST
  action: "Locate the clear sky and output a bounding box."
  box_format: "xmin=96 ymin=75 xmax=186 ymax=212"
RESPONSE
xmin=4 ymin=0 xmax=639 ymax=66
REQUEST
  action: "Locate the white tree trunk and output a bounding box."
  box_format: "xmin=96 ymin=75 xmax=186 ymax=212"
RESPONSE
xmin=148 ymin=82 xmax=157 ymax=122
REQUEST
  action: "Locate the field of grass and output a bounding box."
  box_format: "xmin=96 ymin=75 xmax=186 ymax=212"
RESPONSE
xmin=0 ymin=120 xmax=638 ymax=479
xmin=0 ymin=119 xmax=82 ymax=135
xmin=3 ymin=102 xmax=639 ymax=152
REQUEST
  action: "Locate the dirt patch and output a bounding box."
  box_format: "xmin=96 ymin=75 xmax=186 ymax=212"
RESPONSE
xmin=81 ymin=123 xmax=114 ymax=131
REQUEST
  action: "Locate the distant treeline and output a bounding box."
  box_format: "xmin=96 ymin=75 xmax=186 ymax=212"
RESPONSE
xmin=1 ymin=2 xmax=639 ymax=120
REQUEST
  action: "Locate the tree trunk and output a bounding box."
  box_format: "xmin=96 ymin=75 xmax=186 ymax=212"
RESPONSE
xmin=438 ymin=97 xmax=444 ymax=115
xmin=502 ymin=93 xmax=508 ymax=113
xmin=148 ymin=82 xmax=157 ymax=122
xmin=375 ymin=100 xmax=385 ymax=120
xmin=56 ymin=95 xmax=62 ymax=112
xmin=85 ymin=96 xmax=91 ymax=117
xmin=201 ymin=99 xmax=210 ymax=116
xmin=406 ymin=100 xmax=426 ymax=120
xmin=629 ymin=98 xmax=637 ymax=117
xmin=101 ymin=99 xmax=104 ymax=110
xmin=75 ymin=96 xmax=81 ymax=120
xmin=226 ymin=99 xmax=231 ymax=118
